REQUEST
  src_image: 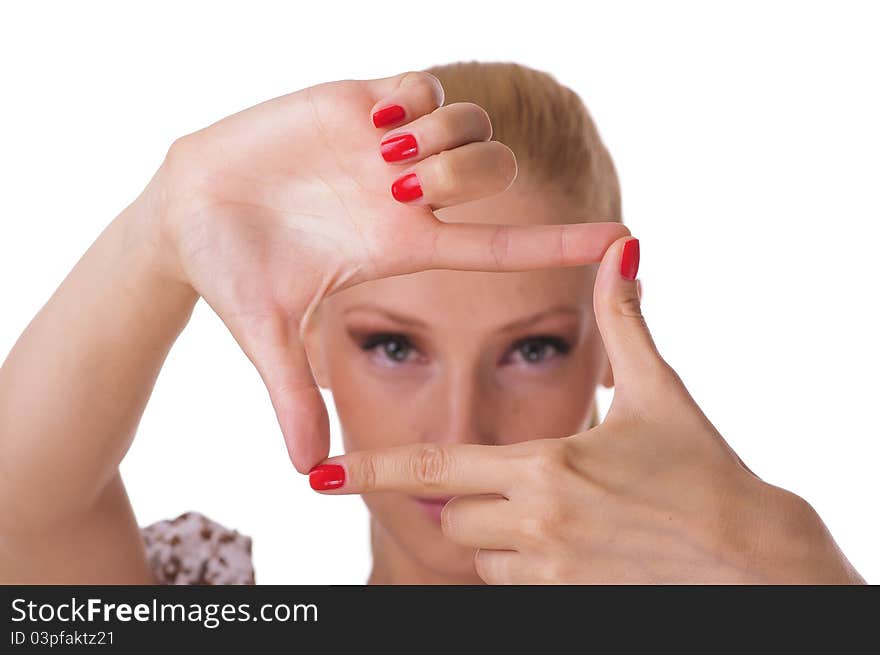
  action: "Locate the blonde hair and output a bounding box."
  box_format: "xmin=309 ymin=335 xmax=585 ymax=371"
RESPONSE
xmin=423 ymin=61 xmax=622 ymax=222
xmin=425 ymin=61 xmax=619 ymax=430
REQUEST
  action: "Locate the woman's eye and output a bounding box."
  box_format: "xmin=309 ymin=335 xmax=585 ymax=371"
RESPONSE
xmin=508 ymin=337 xmax=571 ymax=365
xmin=361 ymin=334 xmax=415 ymax=364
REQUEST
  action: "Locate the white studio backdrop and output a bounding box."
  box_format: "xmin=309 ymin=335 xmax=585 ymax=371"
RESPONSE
xmin=1 ymin=1 xmax=877 ymax=583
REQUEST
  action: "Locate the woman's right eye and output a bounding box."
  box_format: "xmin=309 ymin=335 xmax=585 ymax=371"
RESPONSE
xmin=360 ymin=333 xmax=416 ymax=365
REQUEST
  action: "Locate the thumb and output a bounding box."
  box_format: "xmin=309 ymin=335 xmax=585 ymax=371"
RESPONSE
xmin=593 ymin=237 xmax=667 ymax=398
xmin=234 ymin=311 xmax=330 ymax=474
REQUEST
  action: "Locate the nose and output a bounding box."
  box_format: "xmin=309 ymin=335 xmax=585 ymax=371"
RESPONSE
xmin=427 ymin=364 xmax=497 ymax=446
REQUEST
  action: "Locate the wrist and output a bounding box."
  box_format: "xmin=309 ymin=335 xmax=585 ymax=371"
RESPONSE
xmin=118 ymin=163 xmax=200 ymax=312
xmin=123 ymin=148 xmax=199 ymax=299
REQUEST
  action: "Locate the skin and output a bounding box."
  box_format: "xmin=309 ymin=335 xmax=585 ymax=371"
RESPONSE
xmin=0 ymin=69 xmax=862 ymax=584
xmin=0 ymin=71 xmax=625 ymax=582
xmin=317 ymin=236 xmax=865 ymax=584
xmin=307 ymin=179 xmax=611 ymax=583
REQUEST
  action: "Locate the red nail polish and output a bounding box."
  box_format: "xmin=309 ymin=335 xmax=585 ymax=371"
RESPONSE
xmin=381 ymin=133 xmax=418 ymax=162
xmin=391 ymin=172 xmax=423 ymax=202
xmin=620 ymin=238 xmax=640 ymax=280
xmin=372 ymin=104 xmax=405 ymax=128
xmin=309 ymin=464 xmax=345 ymax=491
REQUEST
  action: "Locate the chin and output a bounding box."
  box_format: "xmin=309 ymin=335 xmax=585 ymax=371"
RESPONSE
xmin=365 ymin=493 xmax=483 ymax=582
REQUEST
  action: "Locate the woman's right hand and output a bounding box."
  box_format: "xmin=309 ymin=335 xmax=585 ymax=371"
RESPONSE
xmin=147 ymin=71 xmax=629 ymax=472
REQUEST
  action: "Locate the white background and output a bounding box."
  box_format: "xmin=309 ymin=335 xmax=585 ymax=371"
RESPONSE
xmin=1 ymin=1 xmax=877 ymax=583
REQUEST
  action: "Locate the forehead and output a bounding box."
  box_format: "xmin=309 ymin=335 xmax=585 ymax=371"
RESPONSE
xmin=325 ymin=266 xmax=596 ymax=333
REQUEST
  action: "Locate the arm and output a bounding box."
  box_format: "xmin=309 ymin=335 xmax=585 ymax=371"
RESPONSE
xmin=0 ymin=167 xmax=197 ymax=582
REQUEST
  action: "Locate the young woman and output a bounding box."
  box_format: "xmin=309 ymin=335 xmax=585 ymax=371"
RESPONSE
xmin=0 ymin=63 xmax=863 ymax=584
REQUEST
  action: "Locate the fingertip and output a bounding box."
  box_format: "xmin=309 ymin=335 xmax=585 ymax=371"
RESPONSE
xmin=370 ymin=71 xmax=444 ymax=129
xmin=620 ymin=238 xmax=640 ymax=281
xmin=599 ymin=234 xmax=638 ymax=272
xmin=495 ymin=141 xmax=518 ymax=191
xmin=281 ymin=389 xmax=331 ymax=474
xmin=408 ymin=70 xmax=445 ymax=108
xmin=292 ymin=431 xmax=330 ymax=475
xmin=391 ymin=171 xmax=424 ymax=203
xmin=372 ymin=104 xmax=406 ymax=128
xmin=593 ymin=235 xmax=641 ymax=323
xmin=308 ymin=463 xmax=346 ymax=491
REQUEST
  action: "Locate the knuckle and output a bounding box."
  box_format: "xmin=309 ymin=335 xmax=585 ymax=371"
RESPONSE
xmin=558 ymin=224 xmax=572 ymax=266
xmin=403 ymin=71 xmax=444 ymax=107
xmin=616 ymin=291 xmax=645 ymax=321
xmin=521 ymin=503 xmax=566 ymax=545
xmin=518 ymin=515 xmax=549 ymax=546
xmin=473 ymin=549 xmax=503 ymax=584
xmin=488 ymin=141 xmax=517 ymax=189
xmin=489 ymin=225 xmax=510 ymax=269
xmin=540 ymin=558 xmax=571 ymax=584
xmin=439 ymin=500 xmax=457 ymax=536
xmin=411 ymin=444 xmax=450 ymax=489
xmin=435 ymin=108 xmax=460 ymax=147
xmin=434 ymin=149 xmax=460 ymax=195
xmin=526 ymin=441 xmax=568 ymax=486
xmin=473 ymin=549 xmax=491 ymax=581
xmin=459 ymin=102 xmax=493 ymax=139
xmin=354 ymin=455 xmax=378 ymax=493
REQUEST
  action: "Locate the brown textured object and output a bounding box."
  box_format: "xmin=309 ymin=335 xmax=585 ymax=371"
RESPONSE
xmin=141 ymin=511 xmax=255 ymax=585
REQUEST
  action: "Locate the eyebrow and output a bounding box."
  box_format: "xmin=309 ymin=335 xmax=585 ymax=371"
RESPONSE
xmin=342 ymin=303 xmax=582 ymax=332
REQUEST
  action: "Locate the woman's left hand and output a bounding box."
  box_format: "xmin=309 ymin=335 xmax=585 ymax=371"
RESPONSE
xmin=311 ymin=236 xmax=863 ymax=584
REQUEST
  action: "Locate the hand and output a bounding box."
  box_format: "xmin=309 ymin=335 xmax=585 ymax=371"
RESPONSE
xmin=147 ymin=71 xmax=629 ymax=472
xmin=312 ymin=236 xmax=863 ymax=583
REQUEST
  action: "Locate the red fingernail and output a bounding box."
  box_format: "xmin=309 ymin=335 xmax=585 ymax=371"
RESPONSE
xmin=309 ymin=464 xmax=345 ymax=491
xmin=391 ymin=172 xmax=422 ymax=202
xmin=372 ymin=104 xmax=405 ymax=128
xmin=620 ymin=238 xmax=640 ymax=280
xmin=381 ymin=133 xmax=418 ymax=162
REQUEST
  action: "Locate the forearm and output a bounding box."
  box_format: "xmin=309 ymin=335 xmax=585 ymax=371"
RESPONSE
xmin=0 ymin=167 xmax=197 ymax=529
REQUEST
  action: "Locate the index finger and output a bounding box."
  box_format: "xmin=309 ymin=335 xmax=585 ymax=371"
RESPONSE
xmin=308 ymin=443 xmax=517 ymax=496
xmin=425 ymin=221 xmax=631 ymax=272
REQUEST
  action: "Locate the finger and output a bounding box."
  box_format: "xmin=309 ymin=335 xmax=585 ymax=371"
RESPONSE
xmin=378 ymin=102 xmax=492 ymax=165
xmin=441 ymin=496 xmax=520 ymax=550
xmin=388 ymin=140 xmax=516 ymax=208
xmin=473 ymin=548 xmax=519 ymax=585
xmin=367 ymin=71 xmax=445 ymax=128
xmin=308 ymin=442 xmax=517 ymax=496
xmin=235 ymin=311 xmax=330 ymax=474
xmin=592 ymin=236 xmax=668 ymax=397
xmin=423 ymin=220 xmax=630 ymax=272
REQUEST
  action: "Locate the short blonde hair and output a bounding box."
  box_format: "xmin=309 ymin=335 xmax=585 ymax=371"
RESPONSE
xmin=424 ymin=61 xmax=622 ymax=222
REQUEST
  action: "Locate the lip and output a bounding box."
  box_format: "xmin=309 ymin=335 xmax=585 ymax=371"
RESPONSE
xmin=413 ymin=496 xmax=453 ymax=524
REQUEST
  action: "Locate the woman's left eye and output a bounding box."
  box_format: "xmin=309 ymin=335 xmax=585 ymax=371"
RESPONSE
xmin=506 ymin=336 xmax=571 ymax=365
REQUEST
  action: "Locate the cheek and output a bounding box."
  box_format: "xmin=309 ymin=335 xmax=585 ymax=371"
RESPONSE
xmin=327 ymin=357 xmax=432 ymax=452
xmin=492 ymin=385 xmax=594 ymax=444
xmin=494 ymin=349 xmax=602 ymax=444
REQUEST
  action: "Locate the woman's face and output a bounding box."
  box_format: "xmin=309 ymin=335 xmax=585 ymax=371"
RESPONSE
xmin=307 ymin=179 xmax=611 ymax=579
